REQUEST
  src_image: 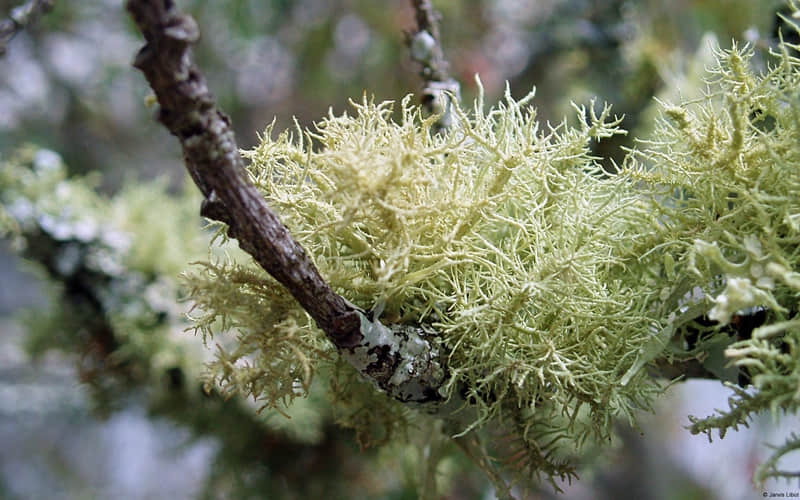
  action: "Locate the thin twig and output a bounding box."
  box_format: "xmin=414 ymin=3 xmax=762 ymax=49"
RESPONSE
xmin=408 ymin=0 xmax=460 ymax=132
xmin=410 ymin=0 xmax=448 ymax=82
xmin=0 ymin=0 xmax=54 ymax=56
xmin=125 ymin=0 xmax=447 ymax=406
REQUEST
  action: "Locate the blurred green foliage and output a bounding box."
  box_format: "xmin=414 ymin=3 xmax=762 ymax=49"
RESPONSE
xmin=0 ymin=0 xmax=779 ymax=183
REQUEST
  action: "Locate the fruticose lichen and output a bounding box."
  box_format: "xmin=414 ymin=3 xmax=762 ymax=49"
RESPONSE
xmin=185 ymin=34 xmax=800 ymax=490
xmin=629 ymin=40 xmax=800 ymax=485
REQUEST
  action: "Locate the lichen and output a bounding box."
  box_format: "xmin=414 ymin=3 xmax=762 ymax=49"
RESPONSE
xmin=627 ymin=40 xmax=800 ymax=485
xmin=189 ymin=87 xmax=659 ymax=481
xmin=186 ymin=32 xmax=800 ymax=487
xmin=340 ymin=311 xmax=445 ymax=403
xmin=0 ymin=146 xmax=208 ymax=408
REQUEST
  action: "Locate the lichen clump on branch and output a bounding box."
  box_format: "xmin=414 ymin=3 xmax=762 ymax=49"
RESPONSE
xmin=188 ymin=85 xmax=657 ymax=470
xmin=185 ymin=41 xmax=800 ymax=485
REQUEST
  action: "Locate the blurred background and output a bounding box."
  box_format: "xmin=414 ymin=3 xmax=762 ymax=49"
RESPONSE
xmin=0 ymin=0 xmax=797 ymax=498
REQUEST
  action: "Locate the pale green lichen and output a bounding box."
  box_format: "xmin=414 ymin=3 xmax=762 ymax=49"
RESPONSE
xmin=0 ymin=149 xmax=377 ymax=497
xmin=627 ymin=39 xmax=800 ymax=485
xmin=191 ymin=87 xmax=666 ymax=483
xmin=187 ymin=28 xmax=800 ymax=490
xmin=0 ymin=147 xmax=213 ymax=424
xmin=3 ymin=30 xmax=800 ymax=492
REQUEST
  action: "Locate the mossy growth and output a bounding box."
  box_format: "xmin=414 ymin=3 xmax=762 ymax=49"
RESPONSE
xmin=185 ymin=33 xmax=800 ymax=492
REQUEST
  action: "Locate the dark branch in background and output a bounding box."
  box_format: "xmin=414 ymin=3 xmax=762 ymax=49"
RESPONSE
xmin=659 ymin=309 xmax=772 ymax=387
xmin=125 ymin=0 xmax=447 ymax=406
xmin=0 ymin=0 xmax=54 ymax=56
xmin=407 ymin=0 xmax=460 ymax=132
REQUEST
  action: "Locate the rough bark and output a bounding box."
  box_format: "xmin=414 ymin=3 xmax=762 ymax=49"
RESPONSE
xmin=125 ymin=0 xmax=447 ymax=405
xmin=409 ymin=0 xmax=450 ymax=83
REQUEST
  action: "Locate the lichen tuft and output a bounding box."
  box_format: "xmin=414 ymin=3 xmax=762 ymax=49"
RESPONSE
xmin=189 ymin=38 xmax=800 ymax=486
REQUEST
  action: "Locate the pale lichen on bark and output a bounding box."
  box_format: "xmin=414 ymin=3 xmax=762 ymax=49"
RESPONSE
xmin=341 ymin=310 xmax=445 ymax=404
xmin=126 ymin=0 xmax=450 ymax=408
xmin=124 ymin=0 xmax=800 ymax=490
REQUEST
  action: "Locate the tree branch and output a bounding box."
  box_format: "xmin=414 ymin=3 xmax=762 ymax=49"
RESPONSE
xmin=409 ymin=0 xmax=448 ymax=82
xmin=407 ymin=0 xmax=460 ymax=132
xmin=125 ymin=0 xmax=447 ymax=406
xmin=0 ymin=0 xmax=54 ymax=56
xmin=126 ymin=0 xmax=360 ymax=345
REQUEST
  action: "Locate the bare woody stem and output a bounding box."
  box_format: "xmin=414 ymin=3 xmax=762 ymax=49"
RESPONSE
xmin=407 ymin=0 xmax=460 ymax=131
xmin=0 ymin=0 xmax=54 ymax=56
xmin=125 ymin=0 xmax=447 ymax=406
xmin=409 ymin=0 xmax=449 ymax=82
xmin=125 ymin=0 xmax=362 ymax=347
